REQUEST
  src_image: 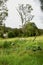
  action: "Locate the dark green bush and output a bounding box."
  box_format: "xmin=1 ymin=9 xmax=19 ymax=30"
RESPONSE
xmin=8 ymin=31 xmax=14 ymax=38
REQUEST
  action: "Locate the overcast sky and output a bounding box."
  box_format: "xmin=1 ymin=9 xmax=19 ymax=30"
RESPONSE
xmin=5 ymin=0 xmax=43 ymax=29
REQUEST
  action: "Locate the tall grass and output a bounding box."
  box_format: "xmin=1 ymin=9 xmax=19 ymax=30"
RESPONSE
xmin=0 ymin=37 xmax=43 ymax=65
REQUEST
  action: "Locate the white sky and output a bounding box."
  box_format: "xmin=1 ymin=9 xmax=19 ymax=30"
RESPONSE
xmin=5 ymin=0 xmax=43 ymax=29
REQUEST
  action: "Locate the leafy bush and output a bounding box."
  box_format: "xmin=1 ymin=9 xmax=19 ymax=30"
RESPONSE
xmin=8 ymin=31 xmax=14 ymax=38
xmin=23 ymin=22 xmax=39 ymax=37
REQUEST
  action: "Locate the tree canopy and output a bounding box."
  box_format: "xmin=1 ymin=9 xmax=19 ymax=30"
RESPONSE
xmin=0 ymin=0 xmax=8 ymax=25
xmin=17 ymin=4 xmax=34 ymax=27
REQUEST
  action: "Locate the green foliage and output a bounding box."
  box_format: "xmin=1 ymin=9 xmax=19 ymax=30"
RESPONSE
xmin=3 ymin=41 xmax=11 ymax=48
xmin=0 ymin=22 xmax=43 ymax=38
xmin=8 ymin=31 xmax=14 ymax=38
xmin=23 ymin=22 xmax=39 ymax=36
xmin=13 ymin=28 xmax=20 ymax=37
xmin=0 ymin=38 xmax=43 ymax=65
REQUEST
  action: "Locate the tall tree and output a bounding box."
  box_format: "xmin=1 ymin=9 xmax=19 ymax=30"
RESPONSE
xmin=17 ymin=4 xmax=34 ymax=37
xmin=0 ymin=0 xmax=8 ymax=25
xmin=17 ymin=4 xmax=34 ymax=27
xmin=17 ymin=4 xmax=40 ymax=41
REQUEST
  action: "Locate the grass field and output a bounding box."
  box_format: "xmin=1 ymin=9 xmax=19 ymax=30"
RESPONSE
xmin=0 ymin=36 xmax=43 ymax=65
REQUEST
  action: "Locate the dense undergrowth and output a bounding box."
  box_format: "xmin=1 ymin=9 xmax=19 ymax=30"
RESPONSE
xmin=0 ymin=38 xmax=43 ymax=65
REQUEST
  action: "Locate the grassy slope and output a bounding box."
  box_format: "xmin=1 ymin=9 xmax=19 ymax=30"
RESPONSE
xmin=0 ymin=35 xmax=43 ymax=41
xmin=0 ymin=36 xmax=43 ymax=65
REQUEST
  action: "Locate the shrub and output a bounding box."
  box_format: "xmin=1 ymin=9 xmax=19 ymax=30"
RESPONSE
xmin=8 ymin=31 xmax=14 ymax=38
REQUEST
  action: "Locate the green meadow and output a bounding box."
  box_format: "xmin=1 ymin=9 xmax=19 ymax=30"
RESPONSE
xmin=0 ymin=36 xmax=43 ymax=65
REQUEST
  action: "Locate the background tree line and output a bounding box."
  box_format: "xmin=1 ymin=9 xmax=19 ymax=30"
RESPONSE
xmin=0 ymin=22 xmax=43 ymax=38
